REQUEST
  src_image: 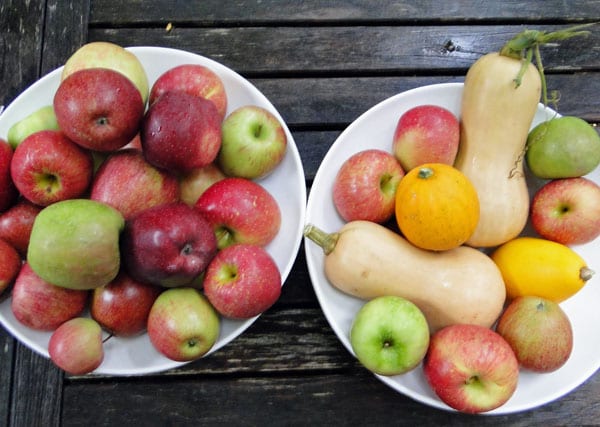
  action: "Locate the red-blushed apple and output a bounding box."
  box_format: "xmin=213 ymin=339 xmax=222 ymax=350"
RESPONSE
xmin=54 ymin=68 xmax=145 ymax=152
xmin=531 ymin=177 xmax=600 ymax=245
xmin=0 ymin=200 xmax=42 ymax=256
xmin=218 ymin=105 xmax=287 ymax=179
xmin=7 ymin=105 xmax=59 ymax=149
xmin=147 ymin=287 xmax=220 ymax=361
xmin=121 ymin=202 xmax=218 ymax=287
xmin=11 ymin=263 xmax=89 ymax=331
xmin=203 ymin=243 xmax=281 ymax=319
xmin=90 ymin=149 xmax=180 ymax=220
xmin=195 ymin=177 xmax=281 ymax=249
xmin=332 ymin=149 xmax=405 ymax=223
xmin=0 ymin=138 xmax=18 ymax=212
xmin=0 ymin=238 xmax=21 ymax=295
xmin=423 ymin=324 xmax=519 ymax=414
xmin=179 ymin=163 xmax=226 ymax=206
xmin=149 ymin=63 xmax=228 ymax=120
xmin=10 ymin=130 xmax=93 ymax=206
xmin=90 ymin=271 xmax=162 ymax=337
xmin=48 ymin=317 xmax=104 ymax=375
xmin=496 ymin=296 xmax=573 ymax=373
xmin=392 ymin=105 xmax=460 ymax=171
xmin=141 ymin=91 xmax=222 ymax=174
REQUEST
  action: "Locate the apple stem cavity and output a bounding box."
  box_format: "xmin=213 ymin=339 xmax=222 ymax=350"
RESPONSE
xmin=303 ymin=224 xmax=339 ymax=255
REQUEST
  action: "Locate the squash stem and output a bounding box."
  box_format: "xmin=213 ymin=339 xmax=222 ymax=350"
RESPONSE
xmin=303 ymin=224 xmax=339 ymax=255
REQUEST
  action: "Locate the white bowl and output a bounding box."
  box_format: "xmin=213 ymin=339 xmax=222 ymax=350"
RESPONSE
xmin=0 ymin=46 xmax=306 ymax=376
xmin=304 ymin=83 xmax=600 ymax=414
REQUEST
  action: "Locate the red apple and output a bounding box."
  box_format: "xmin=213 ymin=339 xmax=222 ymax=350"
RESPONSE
xmin=0 ymin=138 xmax=18 ymax=213
xmin=141 ymin=91 xmax=222 ymax=174
xmin=332 ymin=149 xmax=404 ymax=223
xmin=392 ymin=105 xmax=460 ymax=171
xmin=149 ymin=64 xmax=228 ymax=120
xmin=48 ymin=317 xmax=104 ymax=375
xmin=195 ymin=177 xmax=281 ymax=249
xmin=496 ymin=296 xmax=573 ymax=373
xmin=0 ymin=238 xmax=21 ymax=295
xmin=54 ymin=68 xmax=145 ymax=151
xmin=203 ymin=243 xmax=281 ymax=319
xmin=10 ymin=130 xmax=93 ymax=206
xmin=90 ymin=271 xmax=162 ymax=337
xmin=179 ymin=163 xmax=226 ymax=206
xmin=0 ymin=200 xmax=42 ymax=256
xmin=423 ymin=324 xmax=519 ymax=414
xmin=531 ymin=177 xmax=600 ymax=245
xmin=11 ymin=263 xmax=89 ymax=331
xmin=121 ymin=202 xmax=218 ymax=287
xmin=90 ymin=149 xmax=180 ymax=220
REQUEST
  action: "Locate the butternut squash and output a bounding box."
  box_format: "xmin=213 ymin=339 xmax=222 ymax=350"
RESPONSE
xmin=304 ymin=220 xmax=506 ymax=333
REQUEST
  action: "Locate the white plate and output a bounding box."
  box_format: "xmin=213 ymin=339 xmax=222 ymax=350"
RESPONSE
xmin=0 ymin=46 xmax=306 ymax=375
xmin=304 ymin=83 xmax=600 ymax=414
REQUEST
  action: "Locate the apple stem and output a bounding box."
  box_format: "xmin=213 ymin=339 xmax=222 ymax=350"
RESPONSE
xmin=303 ymin=224 xmax=339 ymax=255
xmin=580 ymin=266 xmax=595 ymax=282
xmin=103 ymin=333 xmax=114 ymax=343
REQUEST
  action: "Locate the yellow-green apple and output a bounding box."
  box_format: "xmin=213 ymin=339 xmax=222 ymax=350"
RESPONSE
xmin=350 ymin=295 xmax=430 ymax=376
xmin=218 ymin=105 xmax=287 ymax=179
xmin=11 ymin=263 xmax=88 ymax=330
xmin=61 ymin=41 xmax=149 ymax=104
xmin=10 ymin=130 xmax=93 ymax=206
xmin=27 ymin=199 xmax=124 ymax=290
xmin=7 ymin=105 xmax=59 ymax=149
xmin=332 ymin=149 xmax=404 ymax=224
xmin=195 ymin=177 xmax=281 ymax=249
xmin=0 ymin=200 xmax=42 ymax=256
xmin=90 ymin=271 xmax=162 ymax=337
xmin=0 ymin=238 xmax=21 ymax=295
xmin=121 ymin=202 xmax=218 ymax=287
xmin=423 ymin=324 xmax=519 ymax=414
xmin=496 ymin=296 xmax=573 ymax=373
xmin=147 ymin=287 xmax=220 ymax=361
xmin=48 ymin=317 xmax=104 ymax=375
xmin=203 ymin=243 xmax=281 ymax=319
xmin=149 ymin=64 xmax=228 ymax=120
xmin=179 ymin=163 xmax=226 ymax=206
xmin=90 ymin=149 xmax=180 ymax=220
xmin=141 ymin=91 xmax=222 ymax=174
xmin=531 ymin=177 xmax=600 ymax=245
xmin=392 ymin=104 xmax=460 ymax=171
xmin=0 ymin=138 xmax=18 ymax=212
xmin=54 ymin=68 xmax=145 ymax=152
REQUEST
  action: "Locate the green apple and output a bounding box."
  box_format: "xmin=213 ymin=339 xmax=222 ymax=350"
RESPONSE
xmin=350 ymin=295 xmax=430 ymax=376
xmin=7 ymin=105 xmax=59 ymax=149
xmin=27 ymin=199 xmax=124 ymax=290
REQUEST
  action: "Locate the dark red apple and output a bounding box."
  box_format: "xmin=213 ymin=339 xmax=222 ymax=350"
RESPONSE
xmin=121 ymin=202 xmax=218 ymax=287
xmin=0 ymin=200 xmax=42 ymax=256
xmin=0 ymin=138 xmax=18 ymax=213
xmin=0 ymin=238 xmax=22 ymax=295
xmin=53 ymin=67 xmax=145 ymax=151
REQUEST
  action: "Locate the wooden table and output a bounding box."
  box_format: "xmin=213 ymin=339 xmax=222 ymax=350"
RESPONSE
xmin=1 ymin=1 xmax=599 ymax=425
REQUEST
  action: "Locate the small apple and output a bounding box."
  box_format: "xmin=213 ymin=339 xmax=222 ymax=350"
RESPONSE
xmin=0 ymin=138 xmax=18 ymax=212
xmin=350 ymin=295 xmax=430 ymax=376
xmin=179 ymin=163 xmax=226 ymax=206
xmin=392 ymin=105 xmax=460 ymax=171
xmin=121 ymin=202 xmax=218 ymax=287
xmin=7 ymin=105 xmax=59 ymax=149
xmin=54 ymin=68 xmax=145 ymax=151
xmin=48 ymin=317 xmax=104 ymax=375
xmin=530 ymin=177 xmax=600 ymax=245
xmin=203 ymin=243 xmax=281 ymax=319
xmin=61 ymin=41 xmax=149 ymax=104
xmin=0 ymin=238 xmax=22 ymax=295
xmin=149 ymin=63 xmax=228 ymax=119
xmin=11 ymin=263 xmax=88 ymax=331
xmin=90 ymin=149 xmax=180 ymax=220
xmin=496 ymin=296 xmax=573 ymax=373
xmin=332 ymin=149 xmax=404 ymax=223
xmin=90 ymin=271 xmax=162 ymax=337
xmin=423 ymin=324 xmax=519 ymax=414
xmin=27 ymin=199 xmax=124 ymax=290
xmin=141 ymin=91 xmax=222 ymax=174
xmin=218 ymin=105 xmax=287 ymax=179
xmin=10 ymin=130 xmax=93 ymax=206
xmin=195 ymin=177 xmax=281 ymax=249
xmin=0 ymin=200 xmax=42 ymax=256
xmin=147 ymin=287 xmax=220 ymax=361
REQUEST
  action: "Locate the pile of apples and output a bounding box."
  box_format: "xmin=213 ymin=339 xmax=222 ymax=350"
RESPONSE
xmin=0 ymin=42 xmax=290 ymax=374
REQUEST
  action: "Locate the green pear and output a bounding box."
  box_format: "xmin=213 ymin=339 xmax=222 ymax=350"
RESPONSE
xmin=526 ymin=116 xmax=600 ymax=179
xmin=7 ymin=105 xmax=60 ymax=149
xmin=27 ymin=199 xmax=124 ymax=290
